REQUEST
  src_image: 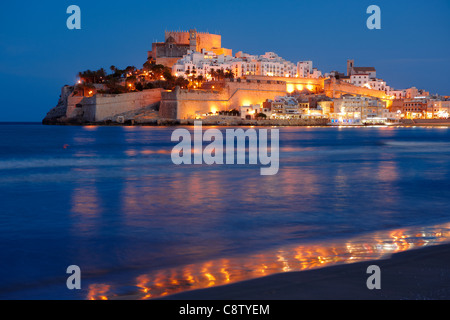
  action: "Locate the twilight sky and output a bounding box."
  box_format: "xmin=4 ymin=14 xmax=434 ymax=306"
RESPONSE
xmin=0 ymin=0 xmax=449 ymax=121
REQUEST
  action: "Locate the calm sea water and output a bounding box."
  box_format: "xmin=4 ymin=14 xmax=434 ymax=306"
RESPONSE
xmin=1 ymin=123 xmax=450 ymax=299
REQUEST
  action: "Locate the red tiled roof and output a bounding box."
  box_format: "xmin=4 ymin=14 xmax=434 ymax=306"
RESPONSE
xmin=353 ymin=67 xmax=376 ymax=72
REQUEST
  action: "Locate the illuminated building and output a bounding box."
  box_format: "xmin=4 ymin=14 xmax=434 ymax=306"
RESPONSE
xmin=427 ymin=100 xmax=450 ymax=119
xmin=173 ymin=50 xmax=314 ymax=79
xmin=330 ymin=95 xmax=387 ymax=125
xmin=240 ymin=104 xmax=271 ymax=120
xmin=347 ymin=59 xmax=377 ymax=79
xmin=297 ymin=61 xmax=322 ymax=79
xmin=402 ymin=98 xmax=428 ymax=119
xmin=172 ymin=49 xmax=234 ymax=79
xmin=148 ymin=29 xmax=232 ymax=68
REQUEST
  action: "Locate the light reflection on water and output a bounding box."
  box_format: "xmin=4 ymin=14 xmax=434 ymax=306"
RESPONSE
xmin=64 ymin=126 xmax=450 ymax=299
xmin=87 ymin=222 xmax=450 ymax=300
xmin=2 ymin=125 xmax=450 ymax=299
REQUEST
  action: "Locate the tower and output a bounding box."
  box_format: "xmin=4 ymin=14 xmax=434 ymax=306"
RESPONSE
xmin=347 ymin=59 xmax=354 ymax=76
xmin=189 ymin=29 xmax=197 ymax=52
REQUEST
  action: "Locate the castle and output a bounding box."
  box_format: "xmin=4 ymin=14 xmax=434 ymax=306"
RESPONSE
xmin=148 ymin=29 xmax=232 ymax=68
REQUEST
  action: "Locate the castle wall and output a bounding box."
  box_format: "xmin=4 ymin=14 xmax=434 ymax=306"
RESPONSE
xmin=324 ymin=78 xmax=387 ymax=99
xmin=196 ymin=32 xmax=221 ymax=51
xmin=212 ymin=48 xmax=232 ymax=56
xmin=160 ymin=87 xmax=229 ymax=119
xmin=152 ymin=42 xmax=189 ymax=59
xmin=164 ymin=30 xmax=223 ymax=52
xmin=156 ymin=57 xmax=184 ymax=68
xmin=159 ymin=80 xmax=287 ymax=119
xmin=66 ymin=95 xmax=85 ymax=118
xmin=165 ymin=31 xmax=190 ymax=44
xmin=80 ymin=89 xmax=162 ymax=122
xmin=245 ymin=75 xmax=324 ymax=93
xmin=246 ymin=75 xmax=324 ymax=86
xmin=159 ymin=90 xmax=179 ymax=119
xmin=226 ymin=80 xmax=287 ymax=108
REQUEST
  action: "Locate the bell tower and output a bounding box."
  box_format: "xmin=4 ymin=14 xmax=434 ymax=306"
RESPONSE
xmin=347 ymin=59 xmax=354 ymax=76
xmin=189 ymin=29 xmax=197 ymax=52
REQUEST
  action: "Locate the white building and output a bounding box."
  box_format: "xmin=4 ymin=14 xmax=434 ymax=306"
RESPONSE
xmin=387 ymin=88 xmax=406 ymax=100
xmin=367 ymin=78 xmax=387 ymax=91
xmin=297 ymin=61 xmax=322 ymax=78
xmin=240 ymin=104 xmax=270 ymax=120
xmin=173 ymin=50 xmax=320 ymax=79
xmin=386 ymin=86 xmax=429 ymax=100
xmin=172 ymin=49 xmax=235 ymax=79
xmin=350 ymin=74 xmax=387 ymax=92
xmin=351 ymin=74 xmax=370 ymax=87
xmin=330 ymin=95 xmax=387 ymax=125
xmin=239 ymin=51 xmax=297 ymax=78
xmin=428 ymin=100 xmax=450 ymax=119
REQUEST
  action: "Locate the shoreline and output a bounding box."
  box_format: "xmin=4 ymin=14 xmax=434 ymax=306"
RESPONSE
xmin=40 ymin=119 xmax=450 ymax=127
xmin=161 ymin=243 xmax=450 ymax=300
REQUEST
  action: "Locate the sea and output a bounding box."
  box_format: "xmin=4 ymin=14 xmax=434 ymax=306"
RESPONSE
xmin=1 ymin=123 xmax=450 ymax=299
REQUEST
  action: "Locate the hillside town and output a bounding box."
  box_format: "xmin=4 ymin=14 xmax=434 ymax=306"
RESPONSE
xmin=43 ymin=29 xmax=450 ymax=126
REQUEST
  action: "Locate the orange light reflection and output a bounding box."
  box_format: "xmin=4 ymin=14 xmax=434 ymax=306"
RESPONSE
xmin=87 ymin=222 xmax=450 ymax=300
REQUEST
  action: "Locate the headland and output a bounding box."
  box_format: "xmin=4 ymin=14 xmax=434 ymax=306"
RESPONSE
xmin=43 ymin=29 xmax=450 ymax=127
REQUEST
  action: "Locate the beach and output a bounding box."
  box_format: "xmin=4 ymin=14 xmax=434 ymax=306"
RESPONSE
xmin=164 ymin=243 xmax=450 ymax=300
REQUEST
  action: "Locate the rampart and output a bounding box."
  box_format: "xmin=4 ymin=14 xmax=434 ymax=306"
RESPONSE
xmin=164 ymin=30 xmax=222 ymax=52
xmin=324 ymin=78 xmax=387 ymax=99
xmin=160 ymin=79 xmax=287 ymax=119
xmin=77 ymin=89 xmax=162 ymax=122
xmin=245 ymin=75 xmax=324 ymax=93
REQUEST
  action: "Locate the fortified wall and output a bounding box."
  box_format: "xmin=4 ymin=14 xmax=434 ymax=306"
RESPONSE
xmin=68 ymin=89 xmax=162 ymax=122
xmin=324 ymin=78 xmax=387 ymax=99
xmin=245 ymin=75 xmax=324 ymax=93
xmin=160 ymin=79 xmax=286 ymax=119
xmin=165 ymin=30 xmax=222 ymax=52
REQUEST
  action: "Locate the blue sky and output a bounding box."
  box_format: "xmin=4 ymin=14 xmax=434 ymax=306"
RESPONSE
xmin=0 ymin=0 xmax=449 ymax=121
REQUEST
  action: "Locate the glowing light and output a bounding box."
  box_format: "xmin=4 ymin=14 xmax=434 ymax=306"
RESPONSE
xmin=205 ymin=273 xmax=216 ymax=282
xmin=306 ymin=84 xmax=314 ymax=91
xmin=286 ymin=84 xmax=295 ymax=93
xmin=87 ymin=284 xmax=111 ymax=300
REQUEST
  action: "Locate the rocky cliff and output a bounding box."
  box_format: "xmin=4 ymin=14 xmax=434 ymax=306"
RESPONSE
xmin=42 ymin=85 xmax=78 ymax=124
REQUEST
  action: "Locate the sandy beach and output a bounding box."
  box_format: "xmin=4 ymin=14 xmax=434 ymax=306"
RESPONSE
xmin=164 ymin=243 xmax=450 ymax=300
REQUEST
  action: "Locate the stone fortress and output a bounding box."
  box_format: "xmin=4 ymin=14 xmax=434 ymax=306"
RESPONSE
xmin=148 ymin=29 xmax=232 ymax=68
